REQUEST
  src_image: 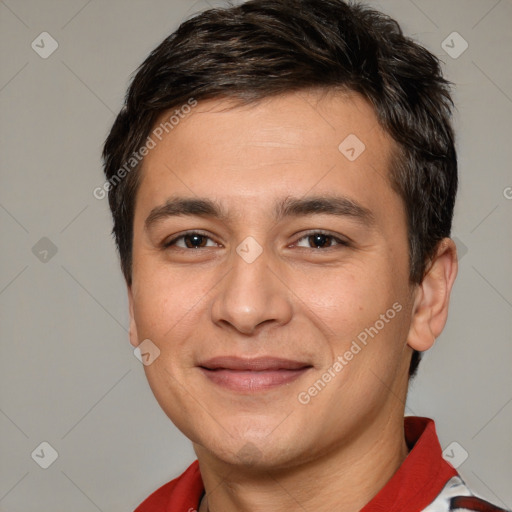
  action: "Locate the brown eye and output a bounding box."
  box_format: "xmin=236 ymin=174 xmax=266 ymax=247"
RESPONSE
xmin=183 ymin=234 xmax=208 ymax=248
xmin=308 ymin=233 xmax=333 ymax=248
xmin=164 ymin=231 xmax=218 ymax=249
xmin=295 ymin=231 xmax=349 ymax=249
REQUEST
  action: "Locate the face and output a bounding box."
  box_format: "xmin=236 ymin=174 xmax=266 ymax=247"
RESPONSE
xmin=128 ymin=90 xmax=417 ymax=469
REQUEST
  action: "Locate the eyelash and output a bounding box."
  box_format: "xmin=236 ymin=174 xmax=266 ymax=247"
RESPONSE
xmin=163 ymin=230 xmax=350 ymax=250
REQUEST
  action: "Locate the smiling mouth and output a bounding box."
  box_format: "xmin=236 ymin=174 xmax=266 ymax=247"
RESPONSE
xmin=198 ymin=356 xmax=313 ymax=392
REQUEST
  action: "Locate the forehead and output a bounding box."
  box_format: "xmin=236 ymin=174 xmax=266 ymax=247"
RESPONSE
xmin=136 ymin=90 xmax=400 ymax=222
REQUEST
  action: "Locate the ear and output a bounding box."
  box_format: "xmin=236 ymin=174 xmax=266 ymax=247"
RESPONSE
xmin=127 ymin=284 xmax=140 ymax=348
xmin=407 ymin=238 xmax=458 ymax=352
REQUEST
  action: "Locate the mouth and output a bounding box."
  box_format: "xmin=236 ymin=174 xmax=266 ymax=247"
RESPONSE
xmin=198 ymin=356 xmax=313 ymax=392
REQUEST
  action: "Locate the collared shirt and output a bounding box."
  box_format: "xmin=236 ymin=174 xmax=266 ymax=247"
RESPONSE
xmin=134 ymin=417 xmax=509 ymax=512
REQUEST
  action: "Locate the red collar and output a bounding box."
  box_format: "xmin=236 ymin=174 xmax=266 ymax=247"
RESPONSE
xmin=135 ymin=416 xmax=457 ymax=511
xmin=361 ymin=416 xmax=457 ymax=511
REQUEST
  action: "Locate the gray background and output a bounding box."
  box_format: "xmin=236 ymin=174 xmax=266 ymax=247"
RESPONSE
xmin=0 ymin=0 xmax=511 ymax=510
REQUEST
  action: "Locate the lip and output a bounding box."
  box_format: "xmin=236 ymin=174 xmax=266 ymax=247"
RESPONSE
xmin=198 ymin=356 xmax=313 ymax=392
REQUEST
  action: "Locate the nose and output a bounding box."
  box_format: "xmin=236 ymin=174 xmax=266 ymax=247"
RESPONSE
xmin=210 ymin=244 xmax=293 ymax=335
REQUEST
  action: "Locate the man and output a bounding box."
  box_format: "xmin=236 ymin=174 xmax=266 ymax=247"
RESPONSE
xmin=101 ymin=0 xmax=508 ymax=510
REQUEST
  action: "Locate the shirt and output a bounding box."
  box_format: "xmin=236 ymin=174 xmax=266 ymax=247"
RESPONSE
xmin=134 ymin=416 xmax=509 ymax=512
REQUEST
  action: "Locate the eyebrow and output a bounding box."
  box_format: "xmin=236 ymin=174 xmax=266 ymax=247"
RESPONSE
xmin=144 ymin=195 xmax=375 ymax=230
xmin=275 ymin=195 xmax=374 ymax=226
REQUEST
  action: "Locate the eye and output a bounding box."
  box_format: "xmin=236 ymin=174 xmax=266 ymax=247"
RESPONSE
xmin=164 ymin=231 xmax=220 ymax=249
xmin=294 ymin=231 xmax=349 ymax=249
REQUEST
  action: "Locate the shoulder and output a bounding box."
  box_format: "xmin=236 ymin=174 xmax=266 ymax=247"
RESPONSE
xmin=134 ymin=460 xmax=204 ymax=512
xmin=423 ymin=475 xmax=510 ymax=512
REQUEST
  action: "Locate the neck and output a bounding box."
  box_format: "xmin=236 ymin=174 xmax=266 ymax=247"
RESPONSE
xmin=196 ymin=410 xmax=409 ymax=512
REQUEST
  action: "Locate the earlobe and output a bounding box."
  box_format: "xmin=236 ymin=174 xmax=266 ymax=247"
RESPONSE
xmin=407 ymin=238 xmax=458 ymax=353
xmin=127 ymin=285 xmax=140 ymax=348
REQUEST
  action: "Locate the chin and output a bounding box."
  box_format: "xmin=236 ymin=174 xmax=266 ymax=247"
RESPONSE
xmin=195 ymin=425 xmax=311 ymax=471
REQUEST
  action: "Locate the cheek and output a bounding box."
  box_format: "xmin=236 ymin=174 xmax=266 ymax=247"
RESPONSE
xmin=131 ymin=260 xmax=211 ymax=336
xmin=292 ymin=260 xmax=400 ymax=340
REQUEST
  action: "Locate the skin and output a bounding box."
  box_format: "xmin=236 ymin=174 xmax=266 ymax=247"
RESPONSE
xmin=127 ymin=90 xmax=458 ymax=512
